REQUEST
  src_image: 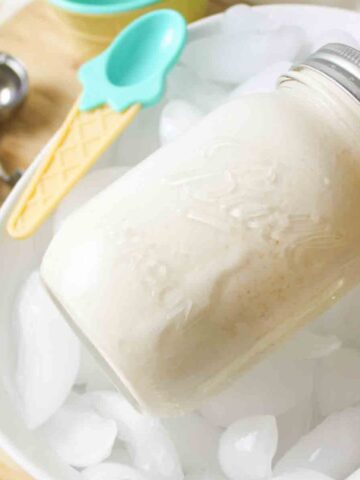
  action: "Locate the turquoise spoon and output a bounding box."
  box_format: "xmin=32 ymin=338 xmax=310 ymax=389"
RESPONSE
xmin=79 ymin=8 xmax=187 ymax=111
xmin=7 ymin=9 xmax=187 ymax=239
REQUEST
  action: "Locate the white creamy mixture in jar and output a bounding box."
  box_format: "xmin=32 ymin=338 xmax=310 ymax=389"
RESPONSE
xmin=41 ymin=45 xmax=360 ymax=416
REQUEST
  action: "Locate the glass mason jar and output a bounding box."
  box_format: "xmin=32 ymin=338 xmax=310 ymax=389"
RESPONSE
xmin=42 ymin=44 xmax=360 ymax=416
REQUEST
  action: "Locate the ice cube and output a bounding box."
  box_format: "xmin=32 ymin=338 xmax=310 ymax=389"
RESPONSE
xmin=133 ymin=419 xmax=184 ymax=480
xmin=13 ymin=271 xmax=80 ymax=429
xmin=163 ymin=412 xmax=222 ymax=473
xmin=273 ymin=470 xmax=335 ymax=480
xmin=82 ymin=463 xmax=147 ymax=480
xmin=230 ymin=61 xmax=292 ymax=98
xmin=218 ymin=415 xmax=278 ymax=480
xmin=115 ymin=102 xmax=163 ymax=167
xmin=316 ymin=348 xmax=360 ymax=416
xmin=276 ymin=398 xmax=314 ymax=460
xmin=347 ymin=468 xmax=360 ymax=480
xmin=85 ymin=391 xmax=183 ymax=480
xmin=222 ymin=5 xmax=279 ymax=35
xmin=275 ymin=406 xmax=360 ymax=479
xmin=200 ymin=350 xmax=314 ymax=427
xmin=159 ymin=101 xmax=204 ymax=146
xmin=182 ymin=27 xmax=306 ymax=84
xmin=185 ymin=473 xmax=228 ymax=480
xmin=54 ymin=167 xmax=129 ymax=233
xmin=166 ymin=65 xmax=196 ymax=103
xmin=166 ymin=65 xmax=229 ymax=112
xmin=40 ymin=394 xmax=117 ymax=468
xmin=76 ymin=345 xmax=113 ymax=391
xmin=107 ymin=444 xmax=132 ymax=465
xmin=311 ymin=30 xmax=358 ymax=54
xmin=86 ymin=390 xmax=143 ymax=441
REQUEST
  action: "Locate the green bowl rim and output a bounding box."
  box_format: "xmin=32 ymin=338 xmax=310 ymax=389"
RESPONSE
xmin=47 ymin=0 xmax=163 ymax=15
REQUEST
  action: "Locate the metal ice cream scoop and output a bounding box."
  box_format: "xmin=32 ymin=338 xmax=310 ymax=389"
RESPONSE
xmin=0 ymin=52 xmax=28 ymax=187
xmin=0 ymin=52 xmax=28 ymax=122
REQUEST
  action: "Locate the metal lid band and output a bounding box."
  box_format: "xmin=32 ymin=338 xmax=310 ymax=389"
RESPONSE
xmin=294 ymin=43 xmax=360 ymax=102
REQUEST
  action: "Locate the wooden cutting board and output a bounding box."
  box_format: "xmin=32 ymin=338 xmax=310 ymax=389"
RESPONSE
xmin=0 ymin=0 xmax=84 ymax=204
xmin=0 ymin=1 xmax=83 ymax=175
xmin=0 ymin=0 xmax=234 ymax=197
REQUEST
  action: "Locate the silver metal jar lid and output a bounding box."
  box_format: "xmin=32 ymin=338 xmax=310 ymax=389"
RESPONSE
xmin=293 ymin=43 xmax=360 ymax=102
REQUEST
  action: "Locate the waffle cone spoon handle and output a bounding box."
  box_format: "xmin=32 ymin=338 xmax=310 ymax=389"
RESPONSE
xmin=7 ymin=100 xmax=141 ymax=239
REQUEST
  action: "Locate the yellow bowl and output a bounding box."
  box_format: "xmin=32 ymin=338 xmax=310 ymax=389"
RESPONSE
xmin=46 ymin=0 xmax=208 ymax=60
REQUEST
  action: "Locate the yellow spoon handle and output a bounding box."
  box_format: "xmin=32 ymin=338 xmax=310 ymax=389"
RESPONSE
xmin=0 ymin=449 xmax=32 ymax=480
xmin=7 ymin=100 xmax=141 ymax=240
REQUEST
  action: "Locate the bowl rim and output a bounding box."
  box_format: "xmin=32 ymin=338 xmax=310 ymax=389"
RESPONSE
xmin=0 ymin=52 xmax=29 ymax=114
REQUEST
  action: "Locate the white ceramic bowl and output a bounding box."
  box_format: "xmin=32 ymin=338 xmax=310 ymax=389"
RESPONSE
xmin=1 ymin=5 xmax=360 ymax=479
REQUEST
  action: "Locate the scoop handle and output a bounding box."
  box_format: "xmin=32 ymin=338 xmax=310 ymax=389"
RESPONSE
xmin=6 ymin=100 xmax=141 ymax=239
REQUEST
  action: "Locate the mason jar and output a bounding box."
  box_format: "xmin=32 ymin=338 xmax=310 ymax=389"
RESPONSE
xmin=41 ymin=44 xmax=360 ymax=416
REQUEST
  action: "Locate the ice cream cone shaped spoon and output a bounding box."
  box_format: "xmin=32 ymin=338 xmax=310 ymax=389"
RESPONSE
xmin=7 ymin=9 xmax=187 ymax=239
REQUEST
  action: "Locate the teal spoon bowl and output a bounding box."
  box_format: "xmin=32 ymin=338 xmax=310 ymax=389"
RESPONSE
xmin=78 ymin=9 xmax=187 ymax=112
